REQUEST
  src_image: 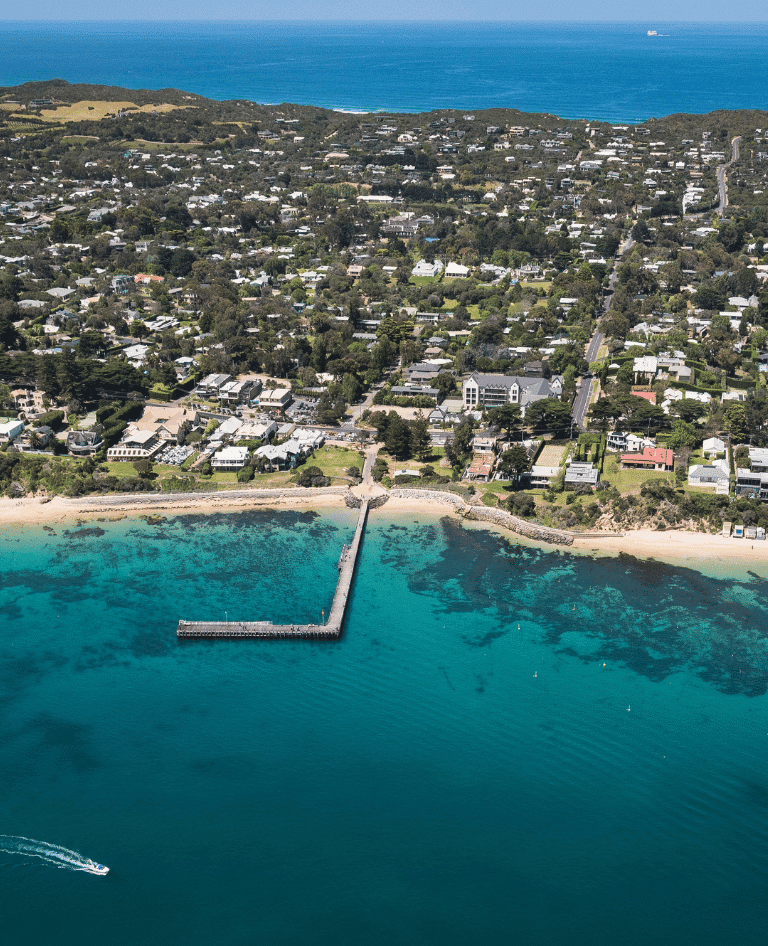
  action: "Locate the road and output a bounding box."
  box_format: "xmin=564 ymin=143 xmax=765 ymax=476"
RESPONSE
xmin=571 ymin=232 xmax=634 ymax=431
xmin=717 ymin=136 xmax=741 ymax=215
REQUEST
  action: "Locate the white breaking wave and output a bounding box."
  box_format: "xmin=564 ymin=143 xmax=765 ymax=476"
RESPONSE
xmin=0 ymin=836 xmax=108 ymax=874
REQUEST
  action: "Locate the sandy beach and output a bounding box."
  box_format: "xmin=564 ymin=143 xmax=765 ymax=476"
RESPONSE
xmin=2 ymin=490 xmax=768 ymax=568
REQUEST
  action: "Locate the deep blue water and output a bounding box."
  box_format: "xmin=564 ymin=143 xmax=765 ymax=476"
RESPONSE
xmin=1 ymin=507 xmax=768 ymax=945
xmin=0 ymin=21 xmax=768 ymax=120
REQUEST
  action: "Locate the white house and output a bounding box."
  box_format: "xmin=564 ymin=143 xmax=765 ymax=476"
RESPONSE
xmin=445 ymin=262 xmax=470 ymax=278
xmin=702 ymin=437 xmax=725 ymax=457
xmin=212 ymin=446 xmax=249 ymax=471
xmin=0 ymin=419 xmax=25 ymax=442
xmin=411 ymin=260 xmax=443 ymax=278
xmin=259 ymin=388 xmax=293 ymax=410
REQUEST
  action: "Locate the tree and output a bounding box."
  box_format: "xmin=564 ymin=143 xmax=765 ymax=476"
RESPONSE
xmin=132 ymin=458 xmax=153 ymax=478
xmin=385 ymin=412 xmax=411 ymax=460
xmin=667 ymin=419 xmax=699 ymax=451
xmin=524 ymin=398 xmax=572 ymax=432
xmin=409 ymin=411 xmax=431 ymax=461
xmin=369 ymin=410 xmax=390 ymax=442
xmin=129 ymin=320 xmax=149 ymax=340
xmin=498 ymin=445 xmax=529 ymax=479
xmin=341 ymin=372 xmax=362 ymax=404
xmin=489 ymin=403 xmax=522 ymax=438
xmin=724 ymin=402 xmax=748 ymax=443
xmin=670 ymin=399 xmax=705 ymax=424
xmin=296 ymin=465 xmax=330 ymax=487
xmin=452 ymin=419 xmax=474 ymax=458
xmin=589 ymin=396 xmax=622 ymax=430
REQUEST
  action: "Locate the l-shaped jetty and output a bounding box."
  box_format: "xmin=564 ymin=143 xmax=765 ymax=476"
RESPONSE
xmin=177 ymin=499 xmax=369 ymax=640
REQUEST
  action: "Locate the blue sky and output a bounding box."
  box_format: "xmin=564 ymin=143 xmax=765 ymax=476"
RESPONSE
xmin=0 ymin=2 xmax=766 ymax=20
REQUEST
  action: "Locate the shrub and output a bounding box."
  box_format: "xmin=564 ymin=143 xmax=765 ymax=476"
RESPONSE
xmin=237 ymin=465 xmax=254 ymax=483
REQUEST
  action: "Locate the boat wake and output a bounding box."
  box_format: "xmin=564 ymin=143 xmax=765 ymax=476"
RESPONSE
xmin=0 ymin=836 xmax=109 ymax=875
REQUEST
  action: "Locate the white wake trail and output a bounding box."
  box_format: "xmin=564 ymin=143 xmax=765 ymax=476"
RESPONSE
xmin=0 ymin=836 xmax=108 ymax=874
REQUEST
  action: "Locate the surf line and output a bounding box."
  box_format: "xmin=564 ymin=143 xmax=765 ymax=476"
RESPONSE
xmin=0 ymin=836 xmax=109 ymax=875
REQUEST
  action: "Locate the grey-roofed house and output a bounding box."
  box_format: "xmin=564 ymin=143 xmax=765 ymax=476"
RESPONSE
xmin=564 ymin=461 xmax=600 ymax=490
xmin=462 ymin=372 xmax=563 ymax=416
xmin=688 ymin=460 xmax=730 ymax=492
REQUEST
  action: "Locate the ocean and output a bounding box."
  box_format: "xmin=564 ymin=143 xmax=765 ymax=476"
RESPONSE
xmin=1 ymin=508 xmax=767 ymax=945
xmin=0 ymin=20 xmax=768 ymax=121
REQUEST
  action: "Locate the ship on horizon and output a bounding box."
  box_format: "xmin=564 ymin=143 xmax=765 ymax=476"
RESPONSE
xmin=647 ymin=30 xmax=658 ymax=36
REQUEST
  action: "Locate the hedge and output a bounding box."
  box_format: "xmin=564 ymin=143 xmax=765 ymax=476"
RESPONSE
xmin=36 ymin=409 xmax=65 ymax=430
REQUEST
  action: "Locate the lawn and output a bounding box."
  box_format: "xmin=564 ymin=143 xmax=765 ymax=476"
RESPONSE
xmin=305 ymin=445 xmax=365 ymax=481
xmin=601 ymin=454 xmax=673 ymax=491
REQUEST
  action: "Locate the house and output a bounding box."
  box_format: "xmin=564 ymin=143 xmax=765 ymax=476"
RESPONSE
xmin=411 ymin=260 xmax=443 ymax=278
xmin=17 ymin=424 xmax=53 ymax=451
xmin=465 ymin=453 xmax=495 ymax=481
xmin=462 ymin=372 xmax=563 ymax=415
xmin=237 ymin=419 xmax=278 ymax=442
xmin=259 ymin=388 xmax=293 ymax=410
xmin=254 ymin=441 xmax=304 ymax=471
xmin=66 ymin=428 xmax=104 ymax=456
xmin=391 ymin=385 xmax=439 ymax=399
xmin=688 ymin=460 xmax=730 ymax=492
xmin=0 ymin=419 xmax=25 ymax=442
xmin=196 ymin=373 xmax=232 ymax=398
xmin=406 ymin=362 xmax=442 ymax=384
xmin=10 ymin=388 xmax=46 ymax=415
xmin=133 ymin=405 xmax=190 ymax=442
xmin=445 ymin=262 xmax=470 ymax=278
xmin=107 ymin=428 xmax=165 ymax=461
xmin=218 ymin=379 xmax=261 ymax=405
xmin=702 ymin=436 xmax=726 ymax=457
xmin=564 ymin=462 xmax=600 ymax=489
xmin=124 ymin=344 xmax=150 ymax=366
xmin=528 ymin=465 xmax=559 ymax=487
xmin=472 ymin=430 xmax=498 ymax=452
xmin=632 ymin=355 xmax=658 ymax=382
xmin=620 ymin=447 xmax=674 ymax=470
xmin=748 ymin=447 xmax=768 ymax=472
xmin=211 ymin=446 xmax=249 ymax=471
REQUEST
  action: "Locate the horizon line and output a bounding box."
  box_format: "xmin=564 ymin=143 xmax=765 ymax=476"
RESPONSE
xmin=1 ymin=17 xmax=768 ymax=23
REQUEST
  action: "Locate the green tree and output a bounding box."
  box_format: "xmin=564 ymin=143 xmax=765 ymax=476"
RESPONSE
xmin=409 ymin=411 xmax=431 ymax=461
xmin=341 ymin=372 xmax=362 ymax=404
xmin=724 ymin=403 xmax=748 ymax=443
xmin=129 ymin=320 xmax=149 ymax=340
xmin=667 ymin=419 xmax=699 ymax=451
xmin=524 ymin=398 xmax=572 ymax=432
xmin=385 ymin=412 xmax=411 ymax=460
xmin=498 ymin=445 xmax=530 ymax=479
xmin=489 ymin=404 xmax=523 ymax=438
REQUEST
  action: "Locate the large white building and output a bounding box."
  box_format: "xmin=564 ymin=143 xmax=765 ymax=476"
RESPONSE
xmin=462 ymin=373 xmax=563 ymax=415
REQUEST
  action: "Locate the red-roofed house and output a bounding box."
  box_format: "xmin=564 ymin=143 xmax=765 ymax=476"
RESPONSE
xmin=620 ymin=446 xmax=673 ymax=471
xmin=630 ymin=390 xmax=657 ymax=405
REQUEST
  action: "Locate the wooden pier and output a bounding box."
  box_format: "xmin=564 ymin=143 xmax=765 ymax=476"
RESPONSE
xmin=177 ymin=500 xmax=369 ymax=640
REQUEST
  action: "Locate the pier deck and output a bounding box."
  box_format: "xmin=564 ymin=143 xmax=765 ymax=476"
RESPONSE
xmin=177 ymin=500 xmax=369 ymax=640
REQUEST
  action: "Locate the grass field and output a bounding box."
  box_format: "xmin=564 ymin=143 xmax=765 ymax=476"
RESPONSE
xmin=601 ymin=455 xmax=673 ymax=492
xmin=38 ymin=100 xmax=182 ymax=123
xmin=308 ymin=445 xmax=365 ymax=481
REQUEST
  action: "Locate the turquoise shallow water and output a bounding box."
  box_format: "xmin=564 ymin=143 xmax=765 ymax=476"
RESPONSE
xmin=1 ymin=508 xmax=768 ymax=945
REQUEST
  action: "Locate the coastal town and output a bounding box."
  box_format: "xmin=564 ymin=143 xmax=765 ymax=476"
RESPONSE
xmin=2 ymin=80 xmax=768 ymax=539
